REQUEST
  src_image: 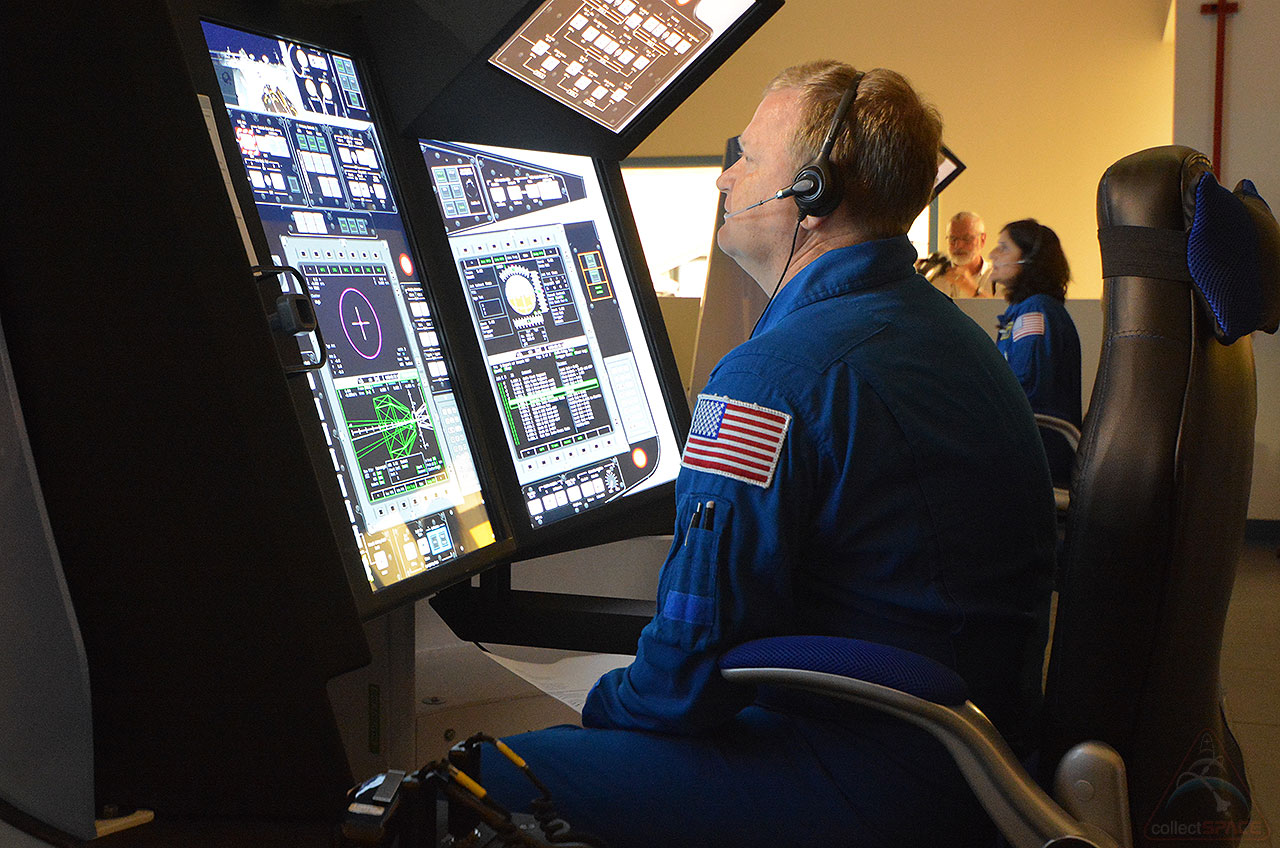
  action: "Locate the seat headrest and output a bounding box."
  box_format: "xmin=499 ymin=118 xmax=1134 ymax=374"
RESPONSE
xmin=1098 ymin=146 xmax=1280 ymax=344
xmin=1187 ymin=173 xmax=1280 ymax=342
xmin=1234 ymin=179 xmax=1280 ymax=335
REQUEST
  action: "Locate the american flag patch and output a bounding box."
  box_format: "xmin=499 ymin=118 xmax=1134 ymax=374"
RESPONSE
xmin=1012 ymin=311 xmax=1046 ymax=342
xmin=681 ymin=393 xmax=790 ymax=487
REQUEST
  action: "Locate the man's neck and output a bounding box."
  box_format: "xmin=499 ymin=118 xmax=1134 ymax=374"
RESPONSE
xmin=776 ymin=222 xmax=870 ymax=289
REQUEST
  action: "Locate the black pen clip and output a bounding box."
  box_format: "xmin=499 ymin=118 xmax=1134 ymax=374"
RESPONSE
xmin=685 ymin=501 xmax=703 ymax=546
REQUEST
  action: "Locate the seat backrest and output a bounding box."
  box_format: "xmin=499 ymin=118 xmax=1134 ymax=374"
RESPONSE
xmin=1042 ymin=145 xmax=1280 ymax=848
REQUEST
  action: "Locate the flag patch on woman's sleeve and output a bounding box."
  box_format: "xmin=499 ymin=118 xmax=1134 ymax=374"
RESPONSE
xmin=1012 ymin=312 xmax=1046 ymax=341
xmin=681 ymin=393 xmax=790 ymax=487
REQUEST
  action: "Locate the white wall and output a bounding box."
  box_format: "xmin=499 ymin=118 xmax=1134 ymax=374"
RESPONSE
xmin=1175 ymin=0 xmax=1280 ymax=520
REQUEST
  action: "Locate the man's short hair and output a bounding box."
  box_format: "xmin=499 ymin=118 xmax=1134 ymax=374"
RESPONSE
xmin=949 ymin=211 xmax=985 ymax=234
xmin=765 ymin=61 xmax=942 ymax=239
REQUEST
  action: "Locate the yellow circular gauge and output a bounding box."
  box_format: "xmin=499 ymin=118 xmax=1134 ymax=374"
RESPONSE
xmin=503 ymin=269 xmax=539 ymax=316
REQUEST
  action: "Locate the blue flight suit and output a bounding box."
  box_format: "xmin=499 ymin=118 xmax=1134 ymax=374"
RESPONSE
xmin=996 ymin=293 xmax=1082 ymax=486
xmin=481 ymin=237 xmax=1056 ymax=848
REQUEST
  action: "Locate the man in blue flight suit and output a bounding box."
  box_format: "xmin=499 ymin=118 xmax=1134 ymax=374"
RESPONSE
xmin=481 ymin=61 xmax=1057 ymax=847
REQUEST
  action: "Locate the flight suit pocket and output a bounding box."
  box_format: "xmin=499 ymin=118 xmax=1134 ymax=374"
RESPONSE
xmin=654 ymin=494 xmax=731 ymax=652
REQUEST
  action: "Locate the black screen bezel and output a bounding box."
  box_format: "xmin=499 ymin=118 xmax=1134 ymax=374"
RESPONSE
xmin=409 ymin=143 xmax=691 ymax=560
xmin=186 ymin=9 xmax=523 ymax=619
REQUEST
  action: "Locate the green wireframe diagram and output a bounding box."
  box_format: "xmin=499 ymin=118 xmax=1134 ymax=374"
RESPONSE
xmin=339 ymin=378 xmax=448 ymax=502
xmin=353 ymin=394 xmax=422 ymax=460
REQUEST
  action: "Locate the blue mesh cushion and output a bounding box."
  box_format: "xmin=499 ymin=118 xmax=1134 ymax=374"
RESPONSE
xmin=1187 ymin=172 xmax=1264 ymax=344
xmin=719 ymin=635 xmax=969 ymax=706
xmin=1235 ymin=179 xmax=1280 ymax=334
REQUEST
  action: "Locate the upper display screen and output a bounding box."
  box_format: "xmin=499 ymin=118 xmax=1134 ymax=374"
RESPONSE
xmin=421 ymin=141 xmax=682 ymax=528
xmin=490 ymin=0 xmax=754 ymax=132
xmin=202 ymin=21 xmax=497 ymax=594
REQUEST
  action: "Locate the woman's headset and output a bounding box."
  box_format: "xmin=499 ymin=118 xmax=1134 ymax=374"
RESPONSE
xmin=1015 ymin=222 xmax=1045 ymax=265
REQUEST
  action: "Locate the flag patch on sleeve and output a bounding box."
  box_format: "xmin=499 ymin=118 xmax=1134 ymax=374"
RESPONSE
xmin=681 ymin=393 xmax=790 ymax=487
xmin=1012 ymin=311 xmax=1046 ymax=341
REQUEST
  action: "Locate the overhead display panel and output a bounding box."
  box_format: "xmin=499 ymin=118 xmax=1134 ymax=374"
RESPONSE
xmin=490 ymin=0 xmax=755 ymax=132
xmin=421 ymin=141 xmax=682 ymax=529
xmin=201 ymin=21 xmax=498 ymax=598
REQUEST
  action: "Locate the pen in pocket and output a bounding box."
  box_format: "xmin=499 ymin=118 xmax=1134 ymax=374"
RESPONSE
xmin=685 ymin=501 xmax=704 ymax=546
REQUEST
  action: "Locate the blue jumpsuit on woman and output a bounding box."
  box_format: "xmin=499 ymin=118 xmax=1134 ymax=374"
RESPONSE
xmin=481 ymin=236 xmax=1057 ymax=848
xmin=996 ymin=293 xmax=1083 ymax=486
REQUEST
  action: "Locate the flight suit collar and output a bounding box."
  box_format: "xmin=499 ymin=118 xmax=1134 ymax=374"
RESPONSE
xmin=753 ymin=235 xmax=919 ymax=337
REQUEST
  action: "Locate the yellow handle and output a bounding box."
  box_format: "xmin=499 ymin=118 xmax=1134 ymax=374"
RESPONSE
xmin=448 ymin=764 xmax=487 ymax=799
xmin=494 ymin=738 xmax=528 ymax=769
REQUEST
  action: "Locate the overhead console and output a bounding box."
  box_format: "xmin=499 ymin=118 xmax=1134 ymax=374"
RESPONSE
xmin=490 ymin=0 xmax=749 ymax=133
xmin=360 ymin=0 xmax=781 ymax=159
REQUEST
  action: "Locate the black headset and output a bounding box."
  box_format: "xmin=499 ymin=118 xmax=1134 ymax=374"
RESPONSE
xmin=1015 ymin=222 xmax=1045 ymax=265
xmin=789 ymin=70 xmax=865 ymax=218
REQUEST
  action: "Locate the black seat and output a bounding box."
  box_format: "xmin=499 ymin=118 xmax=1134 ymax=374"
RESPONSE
xmin=720 ymin=145 xmax=1280 ymax=848
xmin=1042 ymin=144 xmax=1278 ymax=845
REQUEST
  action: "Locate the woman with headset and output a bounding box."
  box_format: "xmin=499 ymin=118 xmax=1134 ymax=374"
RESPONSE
xmin=990 ymin=219 xmax=1082 ymax=486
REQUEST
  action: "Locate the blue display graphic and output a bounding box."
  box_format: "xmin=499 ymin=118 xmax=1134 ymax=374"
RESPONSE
xmin=203 ymin=21 xmax=494 ymax=592
xmin=424 ymin=141 xmax=587 ymax=234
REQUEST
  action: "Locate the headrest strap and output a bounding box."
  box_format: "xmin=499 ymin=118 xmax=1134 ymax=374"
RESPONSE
xmin=1098 ymin=225 xmax=1192 ymax=282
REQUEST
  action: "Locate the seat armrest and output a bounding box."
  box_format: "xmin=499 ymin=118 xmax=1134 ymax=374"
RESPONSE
xmin=719 ymin=636 xmax=1127 ymax=848
xmin=1035 ymin=414 xmax=1082 ymax=451
xmin=1054 ymin=742 xmax=1132 ymax=848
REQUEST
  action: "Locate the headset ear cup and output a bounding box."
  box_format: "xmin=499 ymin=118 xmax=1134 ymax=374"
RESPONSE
xmin=792 ymin=159 xmax=841 ymax=218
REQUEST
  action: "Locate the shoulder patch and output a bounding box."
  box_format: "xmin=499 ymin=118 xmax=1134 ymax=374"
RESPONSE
xmin=681 ymin=393 xmax=790 ymax=488
xmin=1012 ymin=311 xmax=1046 ymax=341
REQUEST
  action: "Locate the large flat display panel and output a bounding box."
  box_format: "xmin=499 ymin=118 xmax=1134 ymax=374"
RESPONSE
xmin=490 ymin=0 xmax=754 ymax=133
xmin=421 ymin=141 xmax=682 ymax=529
xmin=202 ymin=21 xmax=497 ymax=596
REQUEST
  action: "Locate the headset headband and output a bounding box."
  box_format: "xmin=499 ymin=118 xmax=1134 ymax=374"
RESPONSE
xmin=790 ymin=70 xmax=866 ymax=218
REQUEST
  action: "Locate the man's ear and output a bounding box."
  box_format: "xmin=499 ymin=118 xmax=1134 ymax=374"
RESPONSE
xmin=799 ymin=212 xmax=828 ymax=231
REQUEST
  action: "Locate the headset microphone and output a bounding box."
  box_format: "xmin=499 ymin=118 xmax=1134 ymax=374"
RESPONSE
xmin=723 ymin=175 xmax=818 ymax=219
xmin=724 ymin=71 xmax=865 ymax=222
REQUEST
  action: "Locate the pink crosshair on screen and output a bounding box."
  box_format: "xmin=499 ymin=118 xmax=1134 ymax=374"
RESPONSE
xmin=339 ymin=287 xmax=383 ymax=359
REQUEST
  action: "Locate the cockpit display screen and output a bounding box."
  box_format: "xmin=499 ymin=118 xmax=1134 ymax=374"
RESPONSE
xmin=422 ymin=140 xmax=681 ymax=527
xmin=203 ymin=21 xmax=497 ymax=594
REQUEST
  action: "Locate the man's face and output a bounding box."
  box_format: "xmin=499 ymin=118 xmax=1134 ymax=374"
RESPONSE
xmin=946 ymin=218 xmax=986 ymax=267
xmin=715 ymin=88 xmax=807 ymax=286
